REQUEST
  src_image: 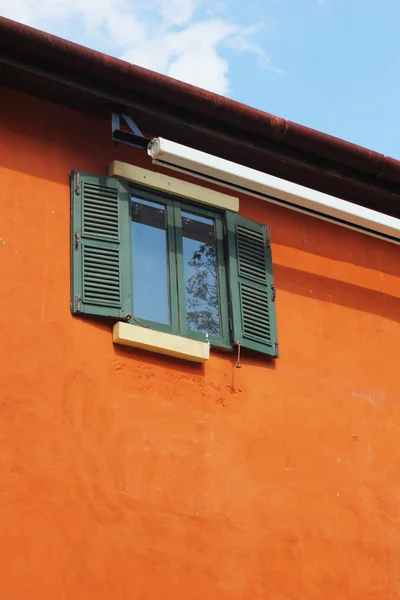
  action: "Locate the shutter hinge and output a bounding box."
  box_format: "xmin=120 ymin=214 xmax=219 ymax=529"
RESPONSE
xmin=266 ymin=226 xmax=271 ymax=249
xmin=74 ymin=232 xmax=80 ymax=250
xmin=271 ymin=285 xmax=276 ymax=302
xmin=75 ymin=172 xmax=81 ymax=195
xmin=75 ymin=295 xmax=82 ymax=313
xmin=274 ymin=342 xmax=279 ymax=358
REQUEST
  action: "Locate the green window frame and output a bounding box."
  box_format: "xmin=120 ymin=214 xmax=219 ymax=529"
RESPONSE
xmin=71 ymin=170 xmax=279 ymax=358
xmin=127 ymin=185 xmax=230 ymax=347
xmin=174 ymin=199 xmax=230 ymax=348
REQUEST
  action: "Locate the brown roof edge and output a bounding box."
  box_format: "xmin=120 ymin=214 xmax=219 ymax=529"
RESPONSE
xmin=1 ymin=15 xmax=400 ymax=190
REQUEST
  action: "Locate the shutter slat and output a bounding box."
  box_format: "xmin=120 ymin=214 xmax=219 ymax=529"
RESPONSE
xmin=237 ymin=225 xmax=267 ymax=284
xmin=85 ymin=214 xmax=119 ymax=223
xmin=82 ymin=179 xmax=119 ymax=241
xmin=241 ymin=311 xmax=270 ymax=327
xmin=84 ymin=200 xmax=119 ymax=209
xmin=85 ymin=272 xmax=120 ymax=282
xmin=226 ymin=212 xmax=278 ymax=357
xmin=71 ymin=171 xmax=131 ymax=318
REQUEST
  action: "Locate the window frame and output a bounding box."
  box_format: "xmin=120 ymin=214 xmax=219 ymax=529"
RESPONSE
xmin=129 ymin=184 xmax=231 ymax=349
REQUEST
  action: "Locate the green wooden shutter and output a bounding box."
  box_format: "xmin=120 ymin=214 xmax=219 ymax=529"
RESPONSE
xmin=71 ymin=171 xmax=131 ymax=318
xmin=226 ymin=212 xmax=278 ymax=357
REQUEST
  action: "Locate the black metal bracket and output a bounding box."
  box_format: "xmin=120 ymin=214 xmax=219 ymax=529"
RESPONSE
xmin=111 ymin=113 xmax=149 ymax=150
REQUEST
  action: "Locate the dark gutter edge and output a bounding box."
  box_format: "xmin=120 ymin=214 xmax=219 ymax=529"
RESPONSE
xmin=2 ymin=52 xmax=399 ymax=221
xmin=1 ymin=15 xmax=400 ymax=186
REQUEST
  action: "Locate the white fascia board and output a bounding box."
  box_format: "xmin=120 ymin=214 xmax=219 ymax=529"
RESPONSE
xmin=148 ymin=137 xmax=400 ymax=244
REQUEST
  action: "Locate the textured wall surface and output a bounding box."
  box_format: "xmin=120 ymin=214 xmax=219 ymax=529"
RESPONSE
xmin=0 ymin=86 xmax=399 ymax=600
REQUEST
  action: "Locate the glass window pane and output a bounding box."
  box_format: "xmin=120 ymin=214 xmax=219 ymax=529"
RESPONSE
xmin=182 ymin=210 xmax=221 ymax=336
xmin=131 ymin=197 xmax=170 ymax=325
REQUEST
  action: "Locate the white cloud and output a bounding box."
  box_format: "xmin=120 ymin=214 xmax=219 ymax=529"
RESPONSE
xmin=157 ymin=0 xmax=202 ymax=26
xmin=228 ymin=33 xmax=284 ymax=74
xmin=0 ymin=0 xmax=278 ymax=95
xmin=120 ymin=18 xmax=240 ymax=92
xmin=165 ymin=20 xmax=234 ymax=92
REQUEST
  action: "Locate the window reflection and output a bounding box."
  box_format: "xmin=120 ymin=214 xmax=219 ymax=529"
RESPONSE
xmin=131 ymin=197 xmax=170 ymax=325
xmin=182 ymin=211 xmax=221 ymax=336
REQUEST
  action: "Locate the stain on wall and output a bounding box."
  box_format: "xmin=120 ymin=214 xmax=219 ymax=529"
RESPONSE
xmin=0 ymin=86 xmax=400 ymax=600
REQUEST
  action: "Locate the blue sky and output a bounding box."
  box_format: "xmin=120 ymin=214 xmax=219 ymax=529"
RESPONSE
xmin=1 ymin=0 xmax=400 ymax=158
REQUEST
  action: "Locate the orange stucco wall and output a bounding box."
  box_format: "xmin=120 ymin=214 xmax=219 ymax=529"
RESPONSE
xmin=1 ymin=86 xmax=400 ymax=599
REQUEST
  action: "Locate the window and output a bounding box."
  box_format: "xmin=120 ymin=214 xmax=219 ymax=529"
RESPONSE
xmin=71 ymin=171 xmax=278 ymax=357
xmin=128 ymin=189 xmax=230 ymax=347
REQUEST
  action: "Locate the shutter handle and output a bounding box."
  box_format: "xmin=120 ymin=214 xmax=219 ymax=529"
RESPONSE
xmin=236 ymin=341 xmax=242 ymax=368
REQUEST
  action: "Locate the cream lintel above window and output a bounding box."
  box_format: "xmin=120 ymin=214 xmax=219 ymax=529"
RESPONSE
xmin=109 ymin=160 xmax=239 ymax=212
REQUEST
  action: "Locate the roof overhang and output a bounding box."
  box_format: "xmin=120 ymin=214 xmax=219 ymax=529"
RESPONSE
xmin=1 ymin=16 xmax=400 ymax=219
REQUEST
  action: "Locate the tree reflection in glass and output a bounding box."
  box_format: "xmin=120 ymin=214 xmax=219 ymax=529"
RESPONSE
xmin=182 ymin=211 xmax=221 ymax=336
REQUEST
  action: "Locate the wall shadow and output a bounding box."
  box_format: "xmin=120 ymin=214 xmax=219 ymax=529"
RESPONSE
xmin=274 ymin=264 xmax=400 ymax=324
xmin=242 ymin=195 xmax=400 ymax=279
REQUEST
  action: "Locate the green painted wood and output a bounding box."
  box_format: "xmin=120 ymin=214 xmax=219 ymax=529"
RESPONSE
xmin=226 ymin=211 xmax=278 ymax=357
xmin=71 ymin=171 xmax=131 ymax=318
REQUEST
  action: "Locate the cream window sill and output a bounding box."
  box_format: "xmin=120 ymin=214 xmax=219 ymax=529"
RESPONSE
xmin=113 ymin=322 xmax=210 ymax=363
xmin=109 ymin=160 xmax=239 ymax=212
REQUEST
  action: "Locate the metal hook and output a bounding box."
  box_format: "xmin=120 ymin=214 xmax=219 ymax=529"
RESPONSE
xmin=236 ymin=341 xmax=241 ymax=368
xmin=125 ymin=314 xmax=149 ymax=328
